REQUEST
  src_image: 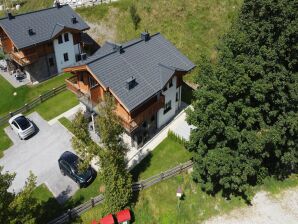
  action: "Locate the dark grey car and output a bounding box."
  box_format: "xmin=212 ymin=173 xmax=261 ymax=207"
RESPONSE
xmin=58 ymin=151 xmax=96 ymax=188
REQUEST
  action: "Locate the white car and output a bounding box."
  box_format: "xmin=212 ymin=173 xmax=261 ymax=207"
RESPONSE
xmin=8 ymin=114 xmax=35 ymax=140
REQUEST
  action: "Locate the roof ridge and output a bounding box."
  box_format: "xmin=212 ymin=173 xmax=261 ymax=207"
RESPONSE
xmin=0 ymin=5 xmax=69 ymax=21
xmin=83 ymin=32 xmax=162 ymax=66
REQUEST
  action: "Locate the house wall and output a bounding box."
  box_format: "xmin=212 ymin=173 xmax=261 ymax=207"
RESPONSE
xmin=24 ymin=53 xmax=58 ymax=82
xmin=53 ymin=32 xmax=80 ymax=72
xmin=157 ymin=75 xmax=178 ymax=128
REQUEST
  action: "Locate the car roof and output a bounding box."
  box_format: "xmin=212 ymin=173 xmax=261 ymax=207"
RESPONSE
xmin=8 ymin=114 xmax=24 ymax=123
xmin=59 ymin=151 xmax=78 ymax=164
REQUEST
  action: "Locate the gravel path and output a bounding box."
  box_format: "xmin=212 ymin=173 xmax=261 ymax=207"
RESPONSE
xmin=204 ymin=187 xmax=298 ymax=224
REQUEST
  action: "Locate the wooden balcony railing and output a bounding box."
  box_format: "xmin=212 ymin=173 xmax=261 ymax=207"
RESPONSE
xmin=9 ymin=51 xmax=38 ymax=66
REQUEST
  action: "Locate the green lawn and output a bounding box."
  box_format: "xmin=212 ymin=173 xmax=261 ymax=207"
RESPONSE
xmin=33 ymin=91 xmax=78 ymax=121
xmin=131 ymin=137 xmax=191 ymax=181
xmin=58 ymin=117 xmax=74 ymax=133
xmin=0 ymin=73 xmax=72 ymax=117
xmin=0 ymin=124 xmax=12 ymax=158
xmin=32 ymin=184 xmax=64 ymax=223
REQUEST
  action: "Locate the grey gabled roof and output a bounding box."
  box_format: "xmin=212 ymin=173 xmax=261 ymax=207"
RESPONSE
xmin=0 ymin=5 xmax=89 ymax=50
xmin=73 ymin=33 xmax=195 ymax=112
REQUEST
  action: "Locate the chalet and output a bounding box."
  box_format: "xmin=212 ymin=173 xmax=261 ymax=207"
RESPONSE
xmin=0 ymin=3 xmax=95 ymax=83
xmin=64 ymin=32 xmax=195 ymax=147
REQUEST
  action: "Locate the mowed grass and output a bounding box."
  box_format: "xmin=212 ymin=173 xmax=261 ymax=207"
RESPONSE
xmin=131 ymin=137 xmax=191 ymax=181
xmin=33 ymin=91 xmax=78 ymax=121
xmin=0 ymin=73 xmax=72 ymax=117
xmin=76 ymin=0 xmax=243 ymax=81
xmin=0 ymin=124 xmax=12 ymax=158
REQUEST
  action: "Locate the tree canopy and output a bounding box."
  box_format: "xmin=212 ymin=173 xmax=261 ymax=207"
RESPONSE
xmin=187 ymin=0 xmax=298 ymax=199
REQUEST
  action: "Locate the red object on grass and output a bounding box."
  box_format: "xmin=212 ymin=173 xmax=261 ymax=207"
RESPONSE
xmin=99 ymin=214 xmax=115 ymax=224
xmin=91 ymin=220 xmax=98 ymax=224
xmin=116 ymin=209 xmax=131 ymax=222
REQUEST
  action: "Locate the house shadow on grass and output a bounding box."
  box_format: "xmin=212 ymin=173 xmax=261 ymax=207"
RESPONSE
xmin=130 ymin=152 xmax=153 ymax=182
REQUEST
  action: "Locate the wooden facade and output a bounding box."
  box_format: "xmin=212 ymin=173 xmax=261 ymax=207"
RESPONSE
xmin=65 ymin=69 xmax=166 ymax=133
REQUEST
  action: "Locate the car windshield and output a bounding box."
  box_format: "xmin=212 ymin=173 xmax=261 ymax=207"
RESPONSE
xmin=15 ymin=116 xmax=31 ymax=130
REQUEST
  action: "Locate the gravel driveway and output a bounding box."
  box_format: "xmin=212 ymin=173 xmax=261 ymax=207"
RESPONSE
xmin=204 ymin=188 xmax=298 ymax=224
xmin=0 ymin=112 xmax=78 ymax=203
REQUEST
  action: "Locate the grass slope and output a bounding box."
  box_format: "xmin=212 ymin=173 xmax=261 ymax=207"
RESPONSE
xmin=77 ymin=0 xmax=243 ymax=81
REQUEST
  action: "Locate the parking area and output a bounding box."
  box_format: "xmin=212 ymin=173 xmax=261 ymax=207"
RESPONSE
xmin=0 ymin=112 xmax=78 ymax=203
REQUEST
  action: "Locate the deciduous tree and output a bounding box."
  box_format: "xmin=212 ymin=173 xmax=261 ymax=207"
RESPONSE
xmin=187 ymin=0 xmax=298 ymax=200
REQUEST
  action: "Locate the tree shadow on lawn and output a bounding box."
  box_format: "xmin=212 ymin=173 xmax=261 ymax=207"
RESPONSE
xmin=36 ymin=195 xmax=85 ymax=223
xmin=130 ymin=152 xmax=153 ymax=182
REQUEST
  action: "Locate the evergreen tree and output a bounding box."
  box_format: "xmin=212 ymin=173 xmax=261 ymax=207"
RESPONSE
xmin=187 ymin=0 xmax=298 ymax=199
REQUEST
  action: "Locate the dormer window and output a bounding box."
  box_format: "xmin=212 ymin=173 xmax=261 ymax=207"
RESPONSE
xmin=126 ymin=76 xmax=137 ymax=90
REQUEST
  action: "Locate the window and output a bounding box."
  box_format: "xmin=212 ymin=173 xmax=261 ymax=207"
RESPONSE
xmin=63 ymin=53 xmax=69 ymax=62
xmin=49 ymin=57 xmax=54 ymax=67
xmin=58 ymin=35 xmax=63 ymax=44
xmin=142 ymin=121 xmax=148 ymax=128
xmin=169 ymin=78 xmax=173 ymax=87
xmin=164 ymin=100 xmax=172 ymax=114
xmin=64 ymin=33 xmax=69 ymax=42
xmin=176 ymin=92 xmax=179 ymax=102
xmin=163 ymin=85 xmax=167 ymax=92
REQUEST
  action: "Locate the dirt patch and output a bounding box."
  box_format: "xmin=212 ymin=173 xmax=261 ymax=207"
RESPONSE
xmin=204 ymin=187 xmax=298 ymax=224
xmin=85 ymin=8 xmax=118 ymax=45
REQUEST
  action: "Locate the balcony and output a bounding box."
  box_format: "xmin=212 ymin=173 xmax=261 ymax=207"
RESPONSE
xmin=66 ymin=75 xmax=81 ymax=95
xmin=9 ymin=51 xmax=38 ymax=66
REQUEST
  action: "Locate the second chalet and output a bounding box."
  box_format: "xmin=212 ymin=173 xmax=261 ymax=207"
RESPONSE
xmin=64 ymin=32 xmax=195 ymax=148
xmin=0 ymin=3 xmax=96 ymax=83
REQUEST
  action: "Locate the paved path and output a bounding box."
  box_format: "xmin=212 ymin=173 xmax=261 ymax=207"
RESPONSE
xmin=0 ymin=112 xmax=78 ymax=203
xmin=204 ymin=188 xmax=298 ymax=224
xmin=0 ymin=70 xmax=30 ymax=88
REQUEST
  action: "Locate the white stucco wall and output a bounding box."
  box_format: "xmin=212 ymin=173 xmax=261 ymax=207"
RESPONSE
xmin=157 ymin=76 xmax=179 ymax=128
xmin=53 ymin=32 xmax=79 ymax=72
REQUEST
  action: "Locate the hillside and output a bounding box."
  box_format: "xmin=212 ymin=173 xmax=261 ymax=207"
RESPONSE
xmin=0 ymin=0 xmax=243 ymax=81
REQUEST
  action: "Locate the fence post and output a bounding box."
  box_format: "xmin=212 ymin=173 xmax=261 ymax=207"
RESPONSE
xmin=180 ymin=163 xmax=183 ymax=173
xmin=25 ymin=103 xmax=29 ymax=112
xmin=91 ymin=197 xmax=95 ymax=207
xmin=39 ymin=95 xmax=42 ymax=103
xmin=160 ymin=172 xmax=164 ymax=180
xmin=67 ymin=209 xmax=72 ymax=221
xmin=9 ymin=112 xmax=13 ymax=117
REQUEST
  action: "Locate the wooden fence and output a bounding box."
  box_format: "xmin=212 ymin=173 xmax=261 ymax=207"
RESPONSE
xmin=48 ymin=160 xmax=193 ymax=224
xmin=0 ymin=84 xmax=66 ymax=126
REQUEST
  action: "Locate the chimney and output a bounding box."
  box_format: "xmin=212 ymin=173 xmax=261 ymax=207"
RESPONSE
xmin=7 ymin=12 xmax=14 ymax=20
xmin=55 ymin=1 xmax=61 ymax=8
xmin=141 ymin=32 xmax=150 ymax=41
xmin=113 ymin=43 xmax=124 ymax=53
xmin=71 ymin=16 xmax=78 ymax=24
xmin=126 ymin=76 xmax=137 ymax=90
xmin=28 ymin=28 xmax=35 ymax=36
